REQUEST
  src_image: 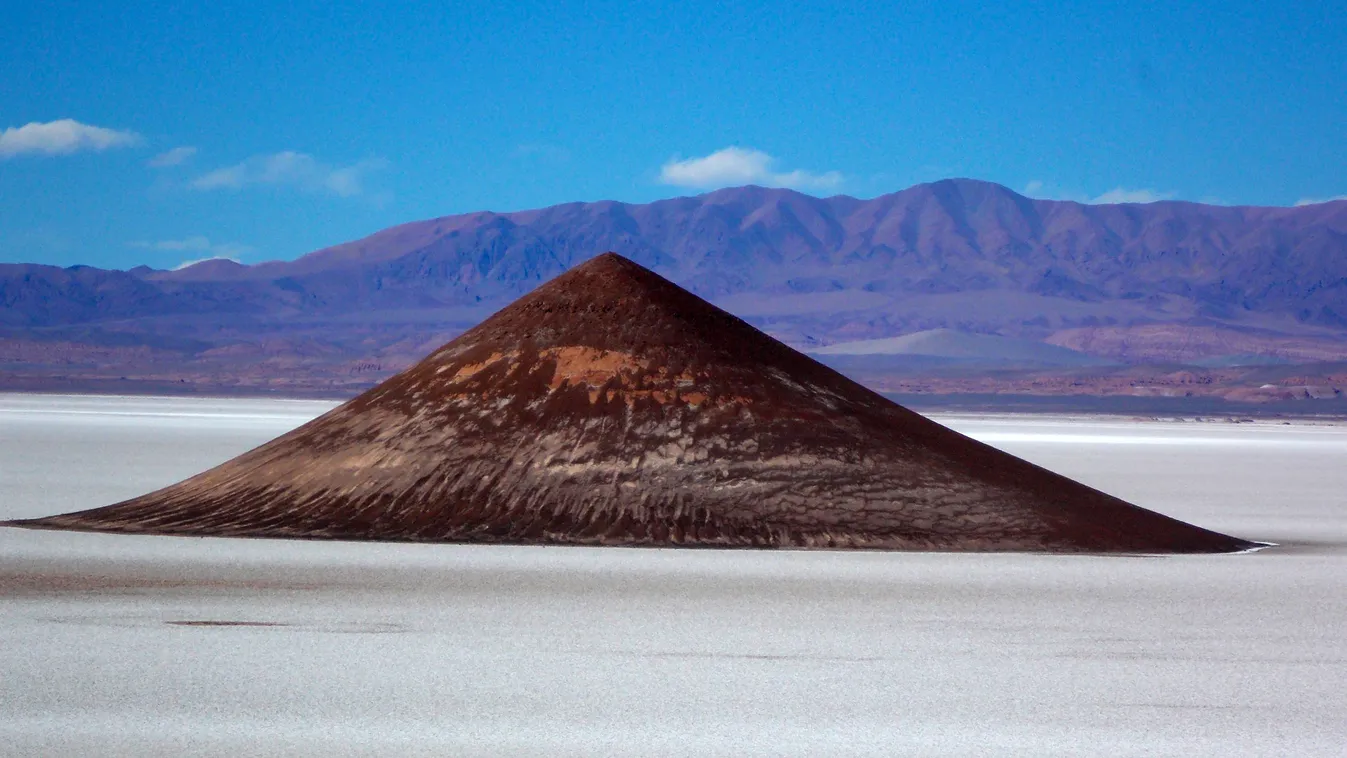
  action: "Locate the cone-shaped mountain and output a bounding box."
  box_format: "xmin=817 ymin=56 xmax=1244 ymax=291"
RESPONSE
xmin=13 ymin=253 xmax=1252 ymax=553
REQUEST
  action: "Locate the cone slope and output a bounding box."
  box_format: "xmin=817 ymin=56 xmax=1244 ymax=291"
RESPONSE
xmin=15 ymin=253 xmax=1252 ymax=553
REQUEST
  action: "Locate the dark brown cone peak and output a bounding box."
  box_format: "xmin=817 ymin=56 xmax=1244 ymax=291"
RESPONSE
xmin=436 ymin=251 xmax=775 ymax=365
xmin=12 ymin=252 xmax=1254 ymax=554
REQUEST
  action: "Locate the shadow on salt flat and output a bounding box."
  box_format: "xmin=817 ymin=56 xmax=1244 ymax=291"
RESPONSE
xmin=39 ymin=614 xmax=410 ymax=635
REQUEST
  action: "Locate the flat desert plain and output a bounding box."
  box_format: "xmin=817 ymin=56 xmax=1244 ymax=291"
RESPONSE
xmin=2 ymin=393 xmax=1345 ymax=756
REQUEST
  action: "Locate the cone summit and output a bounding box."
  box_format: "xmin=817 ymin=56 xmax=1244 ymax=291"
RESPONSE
xmin=14 ymin=253 xmax=1252 ymax=553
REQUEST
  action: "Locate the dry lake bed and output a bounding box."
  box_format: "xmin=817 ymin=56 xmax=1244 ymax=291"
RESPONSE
xmin=2 ymin=393 xmax=1345 ymax=756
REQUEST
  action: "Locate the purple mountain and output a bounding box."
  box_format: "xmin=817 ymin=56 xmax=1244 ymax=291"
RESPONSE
xmin=3 ymin=179 xmax=1346 ymax=394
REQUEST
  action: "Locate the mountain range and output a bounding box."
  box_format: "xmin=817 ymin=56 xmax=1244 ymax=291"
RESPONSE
xmin=3 ymin=179 xmax=1346 ymax=402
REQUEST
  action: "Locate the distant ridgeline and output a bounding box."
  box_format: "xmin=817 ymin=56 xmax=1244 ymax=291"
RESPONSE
xmin=2 ymin=180 xmax=1346 ymax=396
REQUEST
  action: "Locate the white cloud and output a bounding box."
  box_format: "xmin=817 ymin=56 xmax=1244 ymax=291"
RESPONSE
xmin=659 ymin=147 xmax=843 ymax=191
xmin=1022 ymin=180 xmax=1178 ymax=204
xmin=148 ymin=146 xmax=197 ymax=168
xmin=171 ymin=256 xmax=242 ymax=271
xmin=190 ymin=151 xmax=387 ymax=197
xmin=1020 ymin=179 xmax=1084 ymax=201
xmin=1295 ymin=195 xmax=1347 ymax=207
xmin=129 ymin=236 xmax=254 ymax=261
xmin=1089 ymin=187 xmax=1174 ymax=204
xmin=0 ymin=119 xmax=141 ymax=158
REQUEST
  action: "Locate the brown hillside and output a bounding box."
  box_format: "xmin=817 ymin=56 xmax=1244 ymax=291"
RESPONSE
xmin=10 ymin=253 xmax=1252 ymax=553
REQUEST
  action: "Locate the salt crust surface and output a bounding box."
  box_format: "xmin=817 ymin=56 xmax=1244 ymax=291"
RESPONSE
xmin=2 ymin=394 xmax=1345 ymax=756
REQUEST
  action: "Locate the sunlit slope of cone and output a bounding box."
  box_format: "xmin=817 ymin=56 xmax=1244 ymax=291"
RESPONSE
xmin=13 ymin=253 xmax=1253 ymax=553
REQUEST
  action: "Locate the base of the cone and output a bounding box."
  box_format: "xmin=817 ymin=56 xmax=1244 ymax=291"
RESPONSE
xmin=1 ymin=517 xmax=1263 ymax=556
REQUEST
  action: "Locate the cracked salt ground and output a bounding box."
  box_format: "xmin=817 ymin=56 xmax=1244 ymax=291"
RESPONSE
xmin=2 ymin=394 xmax=1346 ymax=756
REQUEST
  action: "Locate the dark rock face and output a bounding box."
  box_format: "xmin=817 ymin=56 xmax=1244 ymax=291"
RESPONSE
xmin=13 ymin=254 xmax=1253 ymax=553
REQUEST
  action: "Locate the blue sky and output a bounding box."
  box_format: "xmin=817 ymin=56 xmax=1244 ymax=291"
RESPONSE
xmin=3 ymin=0 xmax=1344 ymax=270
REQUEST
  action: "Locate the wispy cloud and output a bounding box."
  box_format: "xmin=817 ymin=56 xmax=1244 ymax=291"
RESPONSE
xmin=1089 ymin=187 xmax=1174 ymax=204
xmin=0 ymin=119 xmax=141 ymax=159
xmin=129 ymin=236 xmax=254 ymax=265
xmin=660 ymin=147 xmax=843 ymax=191
xmin=148 ymin=146 xmax=197 ymax=168
xmin=1021 ymin=179 xmax=1087 ymax=202
xmin=190 ymin=151 xmax=387 ymax=197
xmin=1023 ymin=180 xmax=1175 ymax=205
xmin=1295 ymin=195 xmax=1347 ymax=207
xmin=170 ymin=256 xmax=243 ymax=271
